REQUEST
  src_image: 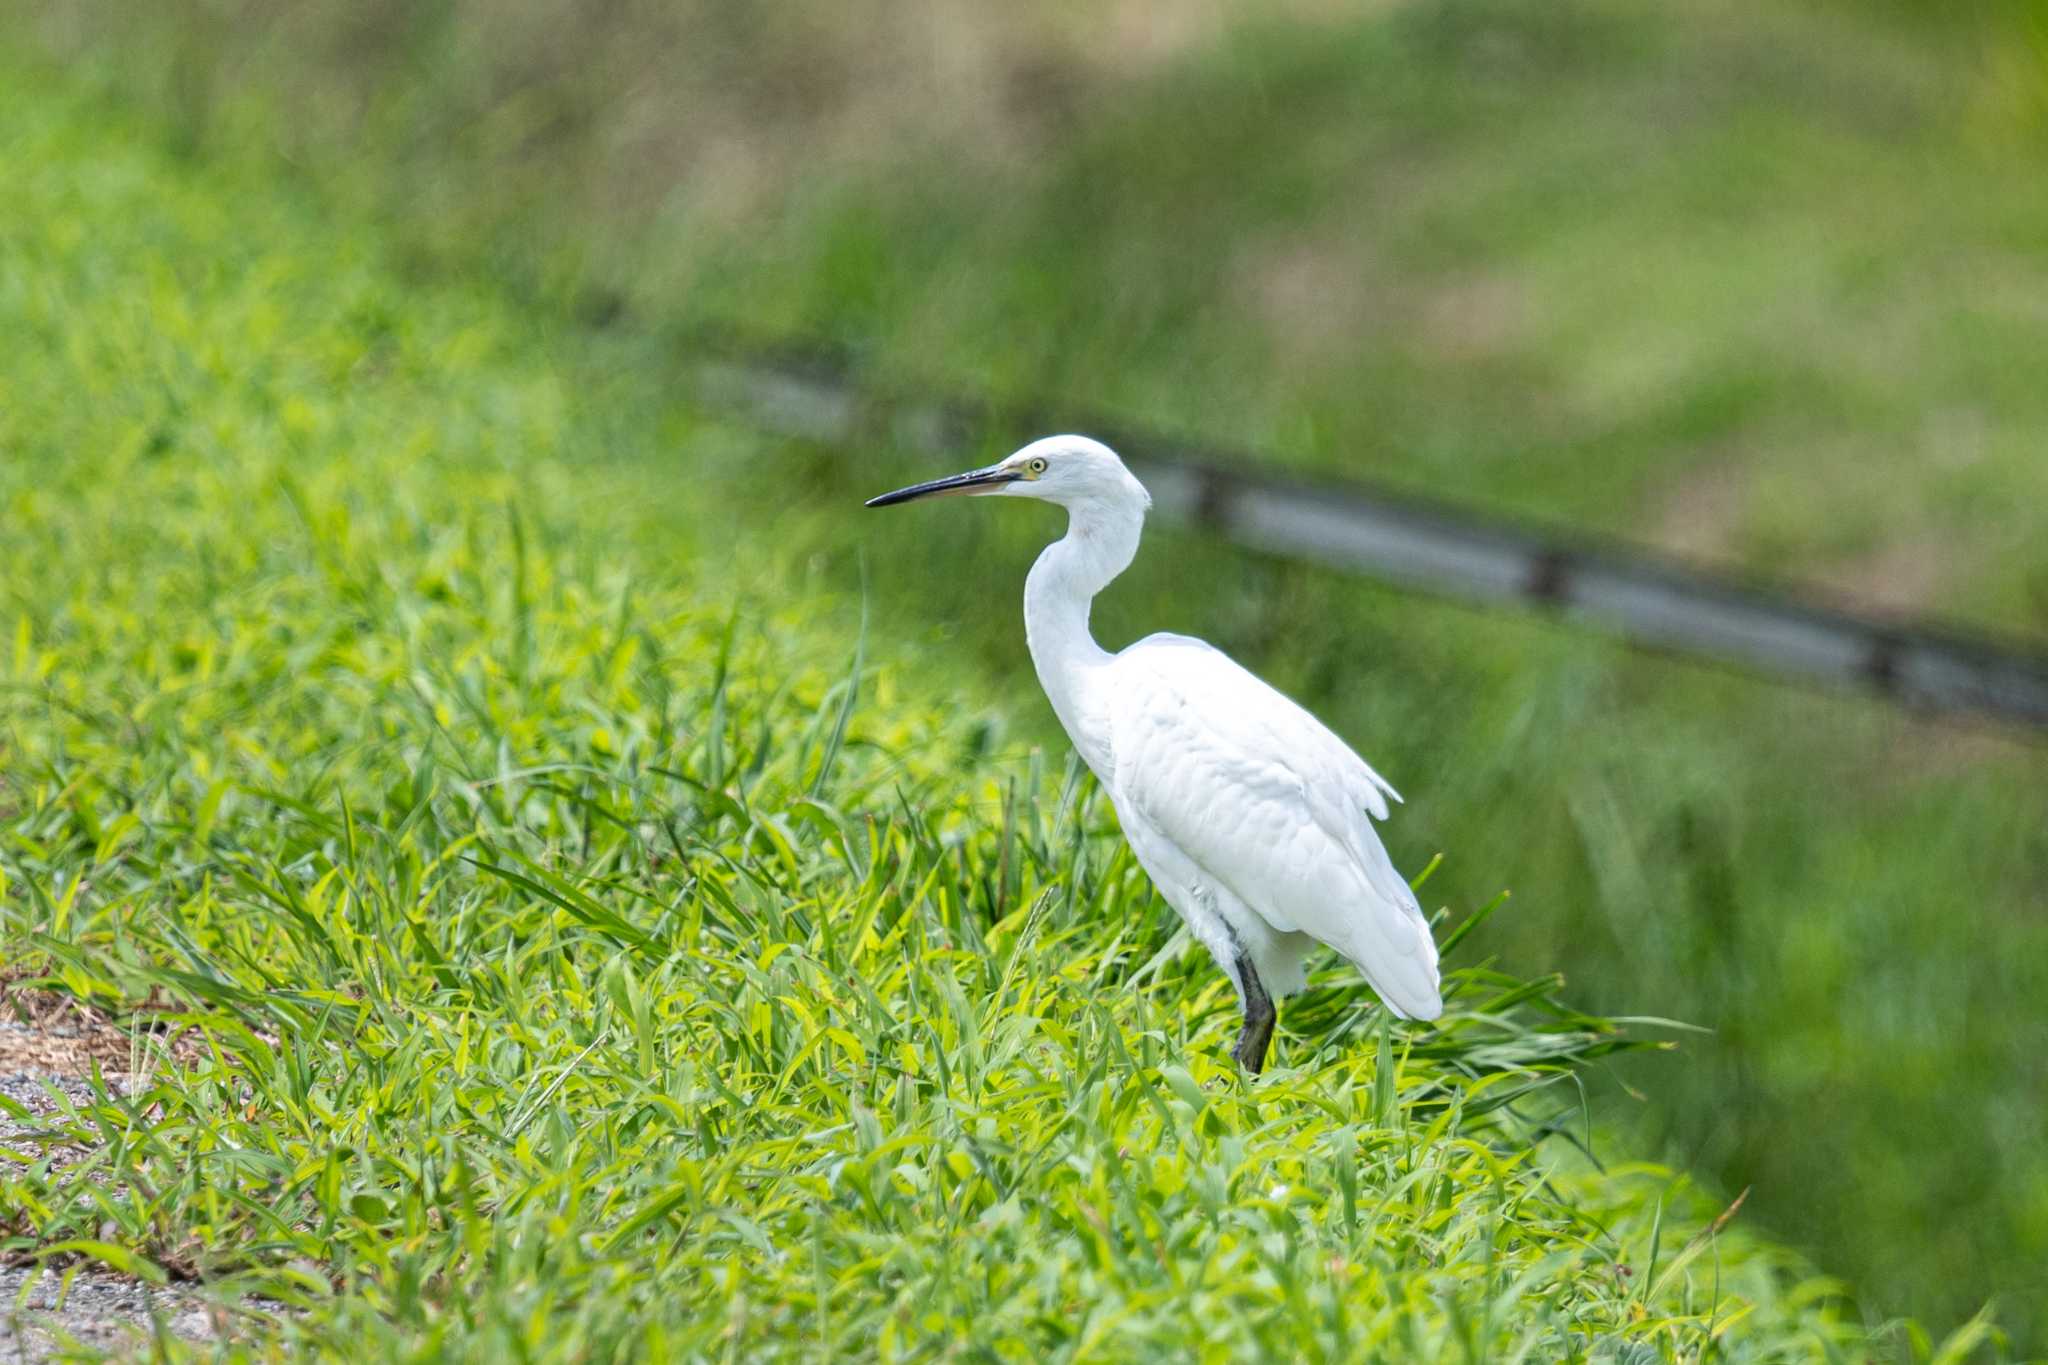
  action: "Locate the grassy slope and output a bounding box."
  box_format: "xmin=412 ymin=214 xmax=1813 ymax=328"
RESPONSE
xmin=6 ymin=0 xmax=2048 ymax=1347
xmin=0 ymin=60 xmax=1944 ymax=1363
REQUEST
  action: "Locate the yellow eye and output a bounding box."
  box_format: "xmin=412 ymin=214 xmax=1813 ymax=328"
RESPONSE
xmin=1028 ymin=457 xmax=1049 ymax=476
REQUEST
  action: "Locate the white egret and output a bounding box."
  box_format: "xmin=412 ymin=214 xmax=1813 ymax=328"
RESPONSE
xmin=866 ymin=435 xmax=1442 ymax=1073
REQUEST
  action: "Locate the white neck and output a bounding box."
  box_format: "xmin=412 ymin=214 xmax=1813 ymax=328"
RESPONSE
xmin=1023 ymin=498 xmax=1144 ymax=777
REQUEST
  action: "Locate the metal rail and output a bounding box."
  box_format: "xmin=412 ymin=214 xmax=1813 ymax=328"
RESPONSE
xmin=687 ymin=343 xmax=2048 ymax=730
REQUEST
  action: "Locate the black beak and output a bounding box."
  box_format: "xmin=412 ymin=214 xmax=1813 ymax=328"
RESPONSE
xmin=864 ymin=463 xmax=1018 ymax=507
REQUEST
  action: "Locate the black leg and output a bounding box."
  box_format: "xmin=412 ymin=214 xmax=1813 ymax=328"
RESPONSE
xmin=1231 ymin=951 xmax=1276 ymax=1074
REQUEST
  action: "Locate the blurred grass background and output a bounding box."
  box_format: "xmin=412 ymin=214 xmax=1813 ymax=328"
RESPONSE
xmin=7 ymin=0 xmax=2048 ymax=1345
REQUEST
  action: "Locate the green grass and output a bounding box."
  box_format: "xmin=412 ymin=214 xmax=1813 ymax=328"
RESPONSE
xmin=6 ymin=3 xmax=2048 ymax=1351
xmin=0 ymin=59 xmax=1997 ymax=1362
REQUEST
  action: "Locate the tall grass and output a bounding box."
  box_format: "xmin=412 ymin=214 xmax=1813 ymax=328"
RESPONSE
xmin=0 ymin=63 xmax=1987 ymax=1360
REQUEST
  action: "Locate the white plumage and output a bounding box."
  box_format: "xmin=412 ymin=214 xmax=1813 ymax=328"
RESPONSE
xmin=867 ymin=434 xmax=1442 ymax=1071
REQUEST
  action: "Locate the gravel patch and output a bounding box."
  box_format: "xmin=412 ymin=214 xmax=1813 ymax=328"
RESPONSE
xmin=1 ymin=1018 xmax=258 ymax=1360
xmin=0 ymin=1265 xmax=224 ymax=1363
xmin=1 ymin=1068 xmax=132 ymax=1175
xmin=1 ymin=1070 xmax=222 ymax=1361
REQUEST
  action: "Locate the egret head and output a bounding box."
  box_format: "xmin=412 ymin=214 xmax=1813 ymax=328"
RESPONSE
xmin=865 ymin=435 xmax=1151 ymax=516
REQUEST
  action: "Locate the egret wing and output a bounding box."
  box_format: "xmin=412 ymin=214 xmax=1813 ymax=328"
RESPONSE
xmin=1106 ymin=633 xmax=1441 ymax=1018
